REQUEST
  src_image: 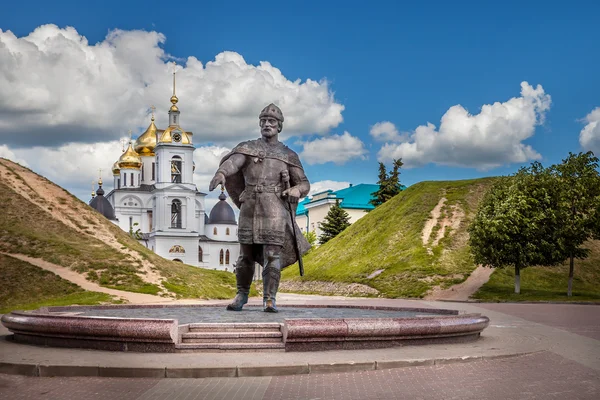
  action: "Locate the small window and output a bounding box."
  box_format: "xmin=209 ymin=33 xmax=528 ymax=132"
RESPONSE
xmin=130 ymin=173 xmax=134 ymax=186
xmin=225 ymin=249 xmax=230 ymax=265
xmin=213 ymin=227 xmax=217 ymax=235
xmin=198 ymin=246 xmax=203 ymax=262
xmin=129 ymin=217 xmax=133 ymax=230
xmin=117 ymin=178 xmax=121 ymax=189
xmin=141 ymin=165 xmax=144 ymax=181
xmin=219 ymin=249 xmax=224 ymax=265
xmin=226 ymin=227 xmax=230 ymax=235
xmin=152 ymin=162 xmax=155 ymax=180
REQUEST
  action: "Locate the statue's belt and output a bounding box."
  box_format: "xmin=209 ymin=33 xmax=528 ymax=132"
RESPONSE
xmin=245 ymin=184 xmax=283 ymax=193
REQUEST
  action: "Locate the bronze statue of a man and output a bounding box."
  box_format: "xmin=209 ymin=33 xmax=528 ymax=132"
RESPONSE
xmin=209 ymin=104 xmax=311 ymax=312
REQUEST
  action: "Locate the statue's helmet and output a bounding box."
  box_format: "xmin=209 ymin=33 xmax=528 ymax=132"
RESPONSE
xmin=259 ymin=103 xmax=284 ymax=122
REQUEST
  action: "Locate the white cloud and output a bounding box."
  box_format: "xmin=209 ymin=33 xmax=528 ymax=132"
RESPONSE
xmin=370 ymin=121 xmax=405 ymax=142
xmin=0 ymin=145 xmax=29 ymax=167
xmin=6 ymin=141 xmax=124 ymax=197
xmin=298 ymin=132 xmax=368 ymax=165
xmin=377 ymin=82 xmax=551 ymax=169
xmin=192 ymin=145 xmax=230 ymax=194
xmin=308 ymin=180 xmax=352 ymax=195
xmin=0 ymin=25 xmax=344 ymax=148
xmin=579 ymin=107 xmax=600 ymax=154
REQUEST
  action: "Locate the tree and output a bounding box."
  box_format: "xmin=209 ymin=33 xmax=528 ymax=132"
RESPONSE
xmin=303 ymin=230 xmax=317 ymax=248
xmin=129 ymin=222 xmax=143 ymax=240
xmin=318 ymin=200 xmax=351 ymax=244
xmin=552 ymin=151 xmax=600 ymax=296
xmin=370 ymin=159 xmax=404 ymax=207
xmin=469 ymin=163 xmax=565 ymax=294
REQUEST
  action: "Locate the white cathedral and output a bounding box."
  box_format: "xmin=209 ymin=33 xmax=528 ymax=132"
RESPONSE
xmin=90 ymin=70 xmax=240 ymax=271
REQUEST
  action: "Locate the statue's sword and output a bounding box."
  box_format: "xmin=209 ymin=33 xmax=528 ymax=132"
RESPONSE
xmin=281 ymin=170 xmax=304 ymax=276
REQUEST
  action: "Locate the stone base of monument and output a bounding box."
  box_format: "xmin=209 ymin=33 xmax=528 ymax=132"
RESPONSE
xmin=1 ymin=305 xmax=489 ymax=353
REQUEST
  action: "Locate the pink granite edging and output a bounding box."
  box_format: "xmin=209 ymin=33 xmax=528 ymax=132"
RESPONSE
xmin=282 ymin=314 xmax=489 ymax=351
xmin=1 ymin=311 xmax=178 ymax=352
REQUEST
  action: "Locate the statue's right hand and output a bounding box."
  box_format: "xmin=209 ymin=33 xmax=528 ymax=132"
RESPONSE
xmin=209 ymin=172 xmax=226 ymax=191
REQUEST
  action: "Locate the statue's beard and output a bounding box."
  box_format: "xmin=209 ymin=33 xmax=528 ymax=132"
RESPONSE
xmin=261 ymin=127 xmax=277 ymax=137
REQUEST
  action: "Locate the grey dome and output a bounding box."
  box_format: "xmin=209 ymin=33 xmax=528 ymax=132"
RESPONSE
xmin=208 ymin=192 xmax=237 ymax=225
xmin=89 ymin=184 xmax=116 ymax=221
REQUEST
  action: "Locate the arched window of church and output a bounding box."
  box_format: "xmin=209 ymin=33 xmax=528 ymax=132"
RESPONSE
xmin=219 ymin=249 xmax=224 ymax=265
xmin=171 ymin=156 xmax=182 ymax=183
xmin=225 ymin=249 xmax=230 ymax=265
xmin=130 ymin=173 xmax=134 ymax=186
xmin=226 ymin=228 xmax=230 ymax=235
xmin=198 ymin=246 xmax=203 ymax=262
xmin=171 ymin=199 xmax=182 ymax=228
xmin=213 ymin=227 xmax=217 ymax=235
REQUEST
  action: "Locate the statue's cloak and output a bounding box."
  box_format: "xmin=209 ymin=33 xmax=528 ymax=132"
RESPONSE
xmin=219 ymin=139 xmax=310 ymax=269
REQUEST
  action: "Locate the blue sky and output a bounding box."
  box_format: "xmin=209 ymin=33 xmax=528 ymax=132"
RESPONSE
xmin=1 ymin=0 xmax=599 ymax=207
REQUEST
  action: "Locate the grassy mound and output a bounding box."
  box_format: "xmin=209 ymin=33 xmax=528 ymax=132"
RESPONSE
xmin=0 ymin=254 xmax=115 ymax=313
xmin=0 ymin=158 xmax=237 ymax=303
xmin=282 ymin=178 xmax=495 ymax=298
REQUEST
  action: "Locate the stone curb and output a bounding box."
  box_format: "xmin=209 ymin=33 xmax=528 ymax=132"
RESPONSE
xmin=0 ymin=352 xmax=539 ymax=379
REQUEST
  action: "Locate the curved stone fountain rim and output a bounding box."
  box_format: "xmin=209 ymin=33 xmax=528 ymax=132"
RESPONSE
xmin=34 ymin=303 xmax=463 ymax=315
xmin=1 ymin=304 xmax=490 ymax=353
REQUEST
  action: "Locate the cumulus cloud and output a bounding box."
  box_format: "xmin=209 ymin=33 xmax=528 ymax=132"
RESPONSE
xmin=5 ymin=141 xmax=124 ymax=199
xmin=192 ymin=145 xmax=230 ymax=194
xmin=370 ymin=121 xmax=405 ymax=142
xmin=579 ymin=107 xmax=600 ymax=154
xmin=0 ymin=25 xmax=344 ymax=148
xmin=377 ymin=82 xmax=551 ymax=169
xmin=298 ymin=132 xmax=368 ymax=165
xmin=0 ymin=146 xmax=29 ymax=167
xmin=308 ymin=180 xmax=352 ymax=195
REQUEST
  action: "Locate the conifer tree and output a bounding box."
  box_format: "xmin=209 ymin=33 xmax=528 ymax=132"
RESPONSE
xmin=318 ymin=200 xmax=351 ymax=244
xmin=370 ymin=159 xmax=404 ymax=207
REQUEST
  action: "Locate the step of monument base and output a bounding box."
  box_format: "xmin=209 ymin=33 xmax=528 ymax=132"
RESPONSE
xmin=182 ymin=337 xmax=283 ymax=344
xmin=175 ymin=342 xmax=285 ymax=352
xmin=187 ymin=323 xmax=282 ymax=333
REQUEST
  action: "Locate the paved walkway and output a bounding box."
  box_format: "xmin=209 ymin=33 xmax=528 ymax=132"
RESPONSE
xmin=1 ymin=295 xmax=599 ymax=399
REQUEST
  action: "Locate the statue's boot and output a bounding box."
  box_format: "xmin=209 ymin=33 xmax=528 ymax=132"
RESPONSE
xmin=262 ymin=251 xmax=281 ymax=313
xmin=226 ymin=257 xmax=254 ymax=311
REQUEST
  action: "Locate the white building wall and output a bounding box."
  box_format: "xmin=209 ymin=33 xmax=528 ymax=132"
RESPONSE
xmin=297 ymin=202 xmax=370 ymax=239
xmin=205 ymin=241 xmax=239 ymax=272
xmin=140 ymin=156 xmax=156 ymax=185
xmin=154 ymin=236 xmax=199 ymax=265
xmin=120 ymin=168 xmax=141 ymax=189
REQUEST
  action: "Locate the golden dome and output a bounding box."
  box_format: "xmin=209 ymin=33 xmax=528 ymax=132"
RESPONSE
xmin=158 ymin=125 xmax=192 ymax=144
xmin=112 ymin=161 xmax=120 ymax=175
xmin=135 ymin=117 xmax=158 ymax=156
xmin=118 ymin=142 xmax=142 ymax=169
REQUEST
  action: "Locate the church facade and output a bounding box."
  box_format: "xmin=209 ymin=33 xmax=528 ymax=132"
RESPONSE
xmin=95 ymin=70 xmax=239 ymax=271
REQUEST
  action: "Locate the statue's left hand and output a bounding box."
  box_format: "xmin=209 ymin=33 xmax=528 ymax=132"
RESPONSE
xmin=282 ymin=187 xmax=301 ymax=203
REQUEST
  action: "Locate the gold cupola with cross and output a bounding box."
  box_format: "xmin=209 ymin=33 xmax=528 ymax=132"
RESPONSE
xmin=118 ymin=131 xmax=142 ymax=169
xmin=158 ymin=62 xmax=192 ymax=145
xmin=135 ymin=106 xmax=162 ymax=156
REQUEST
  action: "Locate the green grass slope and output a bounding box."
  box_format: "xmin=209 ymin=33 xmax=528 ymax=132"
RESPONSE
xmin=282 ymin=178 xmax=495 ymax=298
xmin=0 ymin=254 xmax=115 ymax=313
xmin=0 ymin=158 xmax=237 ymax=306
